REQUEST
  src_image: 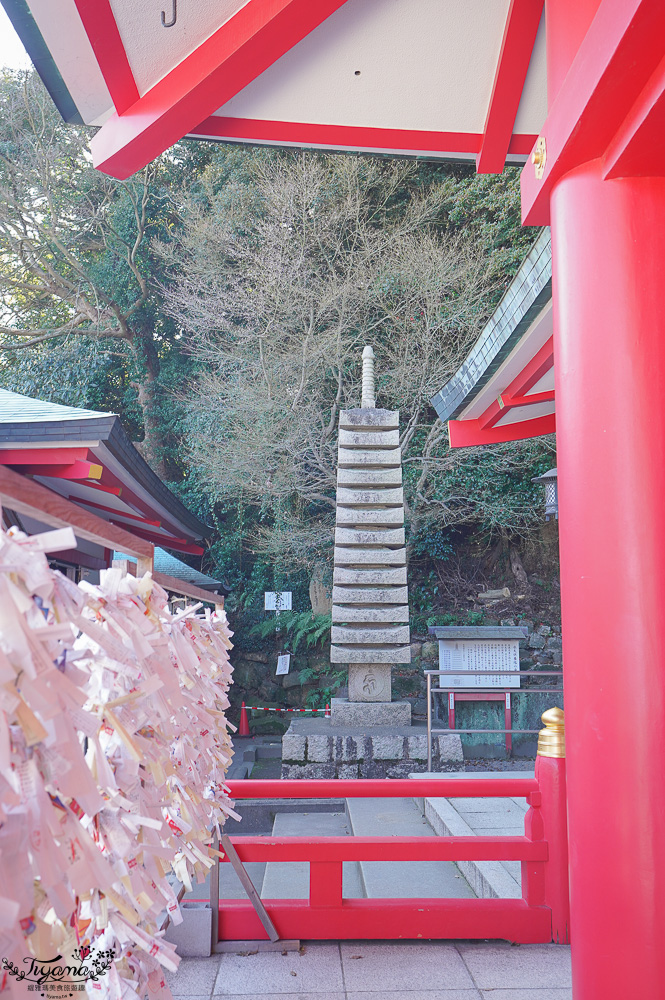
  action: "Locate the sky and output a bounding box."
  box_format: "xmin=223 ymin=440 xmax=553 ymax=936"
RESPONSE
xmin=0 ymin=7 xmax=32 ymax=70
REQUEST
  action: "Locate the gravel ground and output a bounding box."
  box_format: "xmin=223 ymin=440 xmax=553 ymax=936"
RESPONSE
xmin=463 ymin=757 xmax=536 ymax=771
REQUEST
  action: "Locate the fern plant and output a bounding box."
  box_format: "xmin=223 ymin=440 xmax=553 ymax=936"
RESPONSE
xmin=248 ymin=610 xmax=332 ymax=652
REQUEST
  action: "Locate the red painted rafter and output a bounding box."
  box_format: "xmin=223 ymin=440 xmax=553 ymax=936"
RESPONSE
xmin=477 ymin=337 xmax=554 ymax=429
xmin=191 ymin=115 xmax=537 ymax=157
xmin=75 ymin=481 xmax=122 ymax=497
xmin=521 ymin=0 xmax=665 ymax=224
xmin=110 ymin=522 xmax=204 ymax=555
xmin=479 ymin=390 xmax=555 ymax=431
xmin=509 ymin=337 xmax=555 ymax=396
xmin=603 ymin=48 xmax=665 ymax=178
xmin=22 ymin=461 xmax=103 ymax=481
xmin=448 ymin=413 xmax=555 ymax=448
xmin=91 ymin=0 xmax=353 ymax=179
xmin=476 ymin=0 xmax=544 ymax=174
xmin=74 ymin=496 xmax=161 ymax=527
xmin=0 ymin=447 xmax=90 ymax=465
xmin=96 ymin=468 xmax=202 ymax=544
xmin=73 ymin=0 xmax=139 ymax=114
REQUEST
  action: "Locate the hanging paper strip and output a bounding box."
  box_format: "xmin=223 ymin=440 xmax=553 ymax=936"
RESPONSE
xmin=0 ymin=526 xmax=235 ymax=999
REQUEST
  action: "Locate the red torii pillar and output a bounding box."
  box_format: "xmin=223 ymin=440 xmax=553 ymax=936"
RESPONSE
xmin=522 ymin=1 xmax=665 ymax=996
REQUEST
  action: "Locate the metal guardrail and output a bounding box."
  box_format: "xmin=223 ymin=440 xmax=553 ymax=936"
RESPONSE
xmin=425 ymin=669 xmax=564 ymax=768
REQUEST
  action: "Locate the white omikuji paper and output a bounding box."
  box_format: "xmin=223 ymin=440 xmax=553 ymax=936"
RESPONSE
xmin=0 ymin=525 xmax=237 ymax=1000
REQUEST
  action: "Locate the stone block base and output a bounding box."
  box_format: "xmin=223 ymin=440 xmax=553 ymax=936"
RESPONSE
xmin=163 ymin=901 xmax=211 ymax=957
xmin=281 ymin=719 xmax=463 ymax=779
xmin=330 ymin=697 xmax=411 ymax=727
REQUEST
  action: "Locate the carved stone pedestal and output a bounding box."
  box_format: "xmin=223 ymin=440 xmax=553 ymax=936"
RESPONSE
xmin=348 ymin=663 xmax=392 ymax=702
xmin=330 ymin=697 xmax=411 ymax=727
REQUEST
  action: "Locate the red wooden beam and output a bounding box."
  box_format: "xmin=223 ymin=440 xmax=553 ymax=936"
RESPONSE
xmin=110 ymin=522 xmax=204 ymax=555
xmin=90 ymin=0 xmax=352 ymax=179
xmin=603 ymin=49 xmax=665 ymax=179
xmin=72 ymin=0 xmax=139 ymax=114
xmin=473 ymin=337 xmax=555 ymax=431
xmin=191 ymin=114 xmax=538 ymax=157
xmin=75 ymin=496 xmax=161 ymax=527
xmin=476 ymin=0 xmax=544 ymax=174
xmin=521 ymin=0 xmax=665 ymax=224
xmin=152 ymin=571 xmax=221 ymax=604
xmin=226 ymin=777 xmax=539 ymax=799
xmin=78 ymin=481 xmax=123 ymax=497
xmin=448 ymin=413 xmax=555 ymax=448
xmin=214 ymin=898 xmax=553 ymax=944
xmin=21 ymin=461 xmax=103 ymax=481
xmin=0 ymin=447 xmax=91 ymax=465
xmin=87 ymin=466 xmax=202 ymax=543
xmin=479 ymin=391 xmax=555 ymax=431
xmin=224 ymin=836 xmax=547 ymax=863
xmin=0 ymin=465 xmax=152 ymax=560
xmin=509 ymin=337 xmax=555 ymax=396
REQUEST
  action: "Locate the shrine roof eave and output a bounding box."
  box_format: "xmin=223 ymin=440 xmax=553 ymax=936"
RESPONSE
xmin=0 ymin=390 xmax=211 ymax=545
xmin=1 ymin=0 xmax=546 ymax=179
xmin=430 ymin=228 xmax=555 ymax=448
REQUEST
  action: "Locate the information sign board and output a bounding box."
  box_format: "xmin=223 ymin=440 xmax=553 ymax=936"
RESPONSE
xmin=438 ymin=639 xmax=520 ymax=689
xmin=264 ymin=592 xmax=292 ymax=611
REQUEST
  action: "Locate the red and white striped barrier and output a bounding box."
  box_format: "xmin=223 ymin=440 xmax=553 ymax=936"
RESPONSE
xmin=244 ymin=705 xmax=331 ymax=715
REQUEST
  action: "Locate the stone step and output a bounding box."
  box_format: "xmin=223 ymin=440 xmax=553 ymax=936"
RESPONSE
xmin=336 ymin=507 xmax=404 ymax=526
xmin=261 ymin=809 xmax=365 ymax=900
xmin=331 ymin=624 xmax=410 ymax=644
xmin=339 ymin=408 xmax=399 ymax=429
xmin=345 ymin=797 xmax=476 ymax=899
xmin=337 ymin=467 xmax=403 ymax=487
xmin=333 ymin=566 xmax=407 ymax=585
xmin=332 ymin=585 xmax=409 ymax=605
xmin=338 ymin=447 xmax=402 ymax=467
xmin=334 ymin=527 xmax=405 ymax=545
xmin=338 ymin=428 xmax=400 ymax=448
xmin=335 ymin=487 xmax=404 ymax=505
xmin=331 ymin=643 xmax=411 ymax=663
xmin=411 ymin=771 xmax=533 ymax=900
xmin=332 ymin=604 xmax=410 ymax=623
xmin=333 ymin=546 xmax=407 ymax=566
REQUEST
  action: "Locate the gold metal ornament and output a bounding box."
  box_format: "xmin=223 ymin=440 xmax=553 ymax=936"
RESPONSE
xmin=532 ymin=137 xmax=547 ymax=180
xmin=537 ymin=706 xmax=565 ymax=758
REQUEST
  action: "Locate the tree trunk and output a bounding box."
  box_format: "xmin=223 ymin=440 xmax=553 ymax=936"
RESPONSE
xmin=509 ymin=546 xmax=529 ymax=594
xmin=131 ymin=333 xmax=170 ymax=481
xmin=309 ymin=560 xmax=332 ymax=615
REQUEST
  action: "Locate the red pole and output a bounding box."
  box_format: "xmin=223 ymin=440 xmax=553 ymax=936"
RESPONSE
xmin=550 ymin=163 xmax=665 ymax=995
xmin=534 ymin=708 xmax=569 ymax=944
xmin=238 ymin=701 xmax=250 ymax=737
xmin=504 ymin=692 xmax=512 ymax=756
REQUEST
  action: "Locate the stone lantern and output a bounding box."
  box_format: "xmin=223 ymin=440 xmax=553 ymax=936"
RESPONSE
xmin=532 ymin=468 xmax=558 ymax=520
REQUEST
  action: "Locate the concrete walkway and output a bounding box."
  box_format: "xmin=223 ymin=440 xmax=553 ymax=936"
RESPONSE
xmin=167 ymin=940 xmax=572 ymax=999
xmin=346 ymin=797 xmax=475 ymax=899
xmin=415 ymin=771 xmax=534 ymax=898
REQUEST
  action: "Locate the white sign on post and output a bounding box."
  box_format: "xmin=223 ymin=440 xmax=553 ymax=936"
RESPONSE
xmin=276 ymin=653 xmax=291 ymax=675
xmin=438 ymin=640 xmax=520 ymax=688
xmin=264 ymin=591 xmax=292 ymax=612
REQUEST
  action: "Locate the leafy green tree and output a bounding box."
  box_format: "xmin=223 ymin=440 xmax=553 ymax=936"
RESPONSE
xmin=0 ymin=70 xmax=206 ymax=477
xmin=159 ymin=149 xmax=544 ymax=599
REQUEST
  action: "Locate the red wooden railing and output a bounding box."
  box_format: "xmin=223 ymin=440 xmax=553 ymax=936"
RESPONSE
xmin=216 ymin=759 xmax=569 ymax=945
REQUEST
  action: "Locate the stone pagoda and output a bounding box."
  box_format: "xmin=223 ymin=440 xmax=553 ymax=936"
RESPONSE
xmin=329 ymin=346 xmax=412 ymax=727
xmin=280 ymin=347 xmax=463 ymax=777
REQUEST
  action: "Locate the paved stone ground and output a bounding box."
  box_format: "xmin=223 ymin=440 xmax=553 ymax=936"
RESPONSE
xmin=167 ymin=940 xmax=572 ymax=999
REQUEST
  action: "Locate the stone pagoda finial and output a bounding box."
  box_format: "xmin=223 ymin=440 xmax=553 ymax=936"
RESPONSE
xmin=361 ymin=345 xmax=375 ymax=409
